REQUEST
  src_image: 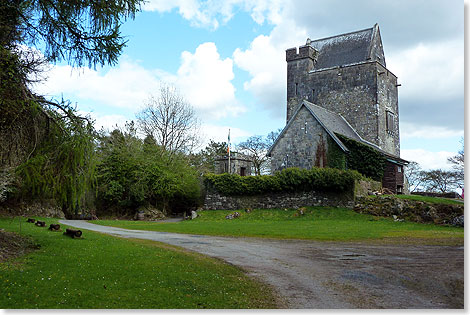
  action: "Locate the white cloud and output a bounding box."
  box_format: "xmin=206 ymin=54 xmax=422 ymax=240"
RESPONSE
xmin=401 ymin=149 xmax=454 ymax=171
xmin=400 ymin=122 xmax=464 ymax=140
xmin=387 ymin=39 xmax=463 ymax=102
xmin=177 ymin=42 xmax=245 ymax=119
xmin=33 ymin=43 xmax=243 ymax=122
xmin=33 ymin=59 xmax=164 ymax=110
xmin=233 ymin=19 xmax=307 ymax=117
xmin=142 ymin=0 xmax=284 ymax=29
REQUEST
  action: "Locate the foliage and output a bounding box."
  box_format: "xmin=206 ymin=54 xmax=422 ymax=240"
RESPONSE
xmin=326 ymin=136 xmax=347 ymax=170
xmin=95 ymin=123 xmax=200 ymax=215
xmin=336 ymin=134 xmax=386 ymax=181
xmin=188 ymin=140 xmax=228 ymax=174
xmin=204 ymin=167 xmax=363 ymax=196
xmin=14 ymin=108 xmax=96 ymax=216
xmin=0 ymin=217 xmax=278 ymax=309
xmin=92 ymin=208 xmax=463 ymax=244
xmin=136 ymin=85 xmax=201 ymax=155
xmin=1 ymin=0 xmax=143 ymax=68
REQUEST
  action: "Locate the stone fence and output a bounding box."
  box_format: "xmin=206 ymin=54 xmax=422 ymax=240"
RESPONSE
xmin=203 ymin=179 xmax=381 ymax=211
xmin=203 ymin=188 xmax=355 ymax=210
xmin=354 ymin=196 xmax=464 ymax=227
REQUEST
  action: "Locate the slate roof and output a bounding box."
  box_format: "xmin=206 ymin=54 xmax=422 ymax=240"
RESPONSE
xmin=267 ymin=100 xmax=408 ymax=165
xmin=308 ymin=25 xmax=376 ymax=70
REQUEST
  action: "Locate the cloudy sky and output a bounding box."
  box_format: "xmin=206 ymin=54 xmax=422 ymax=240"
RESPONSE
xmin=33 ymin=0 xmax=464 ymax=170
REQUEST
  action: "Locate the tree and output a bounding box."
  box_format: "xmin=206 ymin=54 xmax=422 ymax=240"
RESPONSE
xmin=404 ymin=161 xmax=425 ymax=192
xmin=421 ymin=169 xmax=459 ymax=193
xmin=136 ymin=85 xmax=201 ymax=154
xmin=237 ymin=135 xmax=269 ymax=176
xmin=189 ymin=140 xmax=228 ymax=174
xmin=448 ymin=137 xmax=464 ymax=189
xmin=95 ymin=122 xmax=200 ymax=215
xmin=1 ymin=0 xmax=142 ymax=68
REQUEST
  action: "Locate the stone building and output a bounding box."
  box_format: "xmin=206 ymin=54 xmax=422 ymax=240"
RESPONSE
xmin=214 ymin=152 xmax=253 ymax=176
xmin=268 ymin=24 xmax=408 ymax=194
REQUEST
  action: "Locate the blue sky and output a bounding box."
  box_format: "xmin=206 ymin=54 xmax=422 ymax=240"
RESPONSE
xmin=33 ymin=0 xmax=464 ymax=171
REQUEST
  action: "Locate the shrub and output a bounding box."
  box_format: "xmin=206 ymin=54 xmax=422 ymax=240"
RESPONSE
xmin=204 ymin=167 xmax=363 ymax=196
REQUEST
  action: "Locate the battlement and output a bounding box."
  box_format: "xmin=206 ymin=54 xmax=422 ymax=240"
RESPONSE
xmin=286 ymin=45 xmax=318 ymax=62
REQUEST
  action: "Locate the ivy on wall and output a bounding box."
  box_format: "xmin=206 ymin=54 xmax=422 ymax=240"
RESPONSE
xmin=204 ymin=167 xmax=363 ymax=196
xmin=326 ymin=136 xmax=347 ymax=170
xmin=335 ymin=134 xmax=386 ymax=181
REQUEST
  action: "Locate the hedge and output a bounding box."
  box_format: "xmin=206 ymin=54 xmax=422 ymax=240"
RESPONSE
xmin=204 ymin=167 xmax=363 ymax=196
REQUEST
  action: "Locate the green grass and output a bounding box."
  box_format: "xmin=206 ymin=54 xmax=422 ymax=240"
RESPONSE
xmin=91 ymin=207 xmax=464 ymax=244
xmin=394 ymin=194 xmax=463 ymax=205
xmin=0 ymin=216 xmax=280 ymax=309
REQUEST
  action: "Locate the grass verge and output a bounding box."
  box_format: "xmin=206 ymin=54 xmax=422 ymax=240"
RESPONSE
xmin=91 ymin=207 xmax=463 ymax=245
xmin=0 ymin=216 xmax=280 ymax=309
xmin=393 ymin=194 xmax=463 ymax=205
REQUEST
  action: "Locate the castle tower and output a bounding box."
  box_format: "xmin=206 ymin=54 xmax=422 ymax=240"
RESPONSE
xmin=285 ymin=24 xmax=400 ymax=156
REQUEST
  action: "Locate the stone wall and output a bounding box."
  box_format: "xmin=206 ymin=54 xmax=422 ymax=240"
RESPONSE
xmin=0 ymin=199 xmax=65 ymax=219
xmin=204 ymin=188 xmax=354 ymax=210
xmin=270 ymin=106 xmax=330 ymax=172
xmin=354 ymin=196 xmax=464 ymax=226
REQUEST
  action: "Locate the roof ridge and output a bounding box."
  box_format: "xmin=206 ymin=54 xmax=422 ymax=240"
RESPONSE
xmin=308 ymin=26 xmax=374 ymax=45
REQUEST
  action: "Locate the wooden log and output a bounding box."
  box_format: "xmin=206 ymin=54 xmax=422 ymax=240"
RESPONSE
xmin=27 ymin=218 xmax=36 ymax=223
xmin=35 ymin=221 xmax=46 ymax=227
xmin=48 ymin=224 xmax=61 ymax=231
xmin=64 ymin=228 xmax=82 ymax=238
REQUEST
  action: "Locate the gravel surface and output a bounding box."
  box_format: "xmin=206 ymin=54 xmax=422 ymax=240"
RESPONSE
xmin=59 ymin=220 xmax=464 ymax=309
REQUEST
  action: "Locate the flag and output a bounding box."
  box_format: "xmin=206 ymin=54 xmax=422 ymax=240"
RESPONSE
xmin=227 ymin=129 xmax=231 ymax=154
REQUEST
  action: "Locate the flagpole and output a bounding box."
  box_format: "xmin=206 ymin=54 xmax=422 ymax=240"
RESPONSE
xmin=228 ymin=129 xmax=231 ymax=174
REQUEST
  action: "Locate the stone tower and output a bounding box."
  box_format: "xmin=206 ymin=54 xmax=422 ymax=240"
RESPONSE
xmin=285 ymin=24 xmax=400 ymax=156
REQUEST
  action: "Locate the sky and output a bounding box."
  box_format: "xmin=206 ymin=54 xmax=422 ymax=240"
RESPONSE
xmin=32 ymin=0 xmax=465 ymax=171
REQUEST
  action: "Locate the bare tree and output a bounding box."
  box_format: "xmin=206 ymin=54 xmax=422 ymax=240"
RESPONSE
xmin=421 ymin=169 xmax=459 ymax=193
xmin=237 ymin=135 xmax=269 ymax=175
xmin=447 ymin=137 xmax=464 ymax=189
xmin=404 ymin=161 xmax=425 ymax=192
xmin=137 ymin=85 xmax=200 ymax=154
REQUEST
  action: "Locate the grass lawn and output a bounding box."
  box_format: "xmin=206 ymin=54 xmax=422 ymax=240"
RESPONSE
xmin=91 ymin=207 xmax=464 ymax=245
xmin=0 ymin=216 xmax=280 ymax=309
xmin=393 ymin=194 xmax=464 ymax=205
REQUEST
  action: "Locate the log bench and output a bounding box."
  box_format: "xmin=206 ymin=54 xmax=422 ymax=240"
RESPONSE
xmin=35 ymin=221 xmax=46 ymax=227
xmin=64 ymin=228 xmax=82 ymax=238
xmin=48 ymin=224 xmax=61 ymax=231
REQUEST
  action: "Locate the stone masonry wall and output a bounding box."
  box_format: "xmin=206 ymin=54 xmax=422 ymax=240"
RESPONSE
xmin=270 ymin=106 xmax=330 ymax=172
xmin=204 ymin=188 xmax=354 ymax=210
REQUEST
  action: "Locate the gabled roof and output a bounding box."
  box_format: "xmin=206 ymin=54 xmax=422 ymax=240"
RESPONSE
xmin=267 ymin=100 xmax=409 ymax=165
xmin=308 ymin=23 xmax=385 ymax=71
xmin=267 ymin=100 xmax=351 ymax=156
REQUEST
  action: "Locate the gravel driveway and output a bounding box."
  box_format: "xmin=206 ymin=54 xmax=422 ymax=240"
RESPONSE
xmin=59 ymin=220 xmax=464 ymax=309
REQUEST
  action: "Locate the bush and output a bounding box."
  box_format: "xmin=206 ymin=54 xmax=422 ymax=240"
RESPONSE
xmin=204 ymin=167 xmax=363 ymax=196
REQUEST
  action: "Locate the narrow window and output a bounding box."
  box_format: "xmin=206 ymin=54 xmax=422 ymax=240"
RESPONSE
xmin=305 ymin=121 xmax=308 ymax=134
xmin=295 ymin=83 xmax=298 ymax=96
xmin=386 ymin=111 xmax=394 ymax=133
xmin=311 ymin=89 xmax=315 ymax=101
xmin=397 ymin=165 xmax=402 ymax=173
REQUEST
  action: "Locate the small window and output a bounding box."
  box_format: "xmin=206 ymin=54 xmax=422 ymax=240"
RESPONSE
xmin=397 ymin=165 xmax=402 ymax=173
xmin=311 ymin=89 xmax=315 ymax=100
xmin=295 ymin=83 xmax=298 ymax=96
xmin=386 ymin=111 xmax=394 ymax=132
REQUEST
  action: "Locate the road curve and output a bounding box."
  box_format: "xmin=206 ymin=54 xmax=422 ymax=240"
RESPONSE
xmin=59 ymin=220 xmax=464 ymax=309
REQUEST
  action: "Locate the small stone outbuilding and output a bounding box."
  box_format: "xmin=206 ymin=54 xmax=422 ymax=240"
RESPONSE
xmin=214 ymin=152 xmax=253 ymax=176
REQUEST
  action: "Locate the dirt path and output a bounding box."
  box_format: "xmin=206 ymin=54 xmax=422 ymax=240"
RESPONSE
xmin=59 ymin=220 xmax=464 ymax=309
